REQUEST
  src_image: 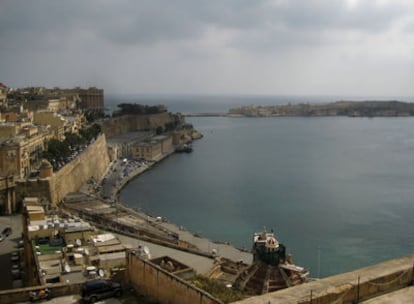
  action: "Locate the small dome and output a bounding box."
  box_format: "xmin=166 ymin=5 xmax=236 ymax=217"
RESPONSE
xmin=40 ymin=159 xmax=52 ymax=169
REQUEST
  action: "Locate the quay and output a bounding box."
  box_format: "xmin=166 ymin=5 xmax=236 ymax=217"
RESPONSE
xmin=69 ymin=150 xmax=252 ymax=274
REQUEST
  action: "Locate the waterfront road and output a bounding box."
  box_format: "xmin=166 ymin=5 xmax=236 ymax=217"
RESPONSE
xmin=85 ymin=156 xmax=253 ymax=270
xmin=0 ymin=214 xmax=23 ymax=290
xmin=157 ymin=220 xmax=252 ymax=264
xmin=113 ymin=232 xmax=215 ymax=274
xmin=112 ymin=210 xmax=252 ymax=274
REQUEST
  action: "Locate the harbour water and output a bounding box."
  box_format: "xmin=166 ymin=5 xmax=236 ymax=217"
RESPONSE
xmin=116 ymin=96 xmax=414 ymax=278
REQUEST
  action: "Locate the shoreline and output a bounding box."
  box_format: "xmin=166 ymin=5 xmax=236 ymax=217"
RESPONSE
xmin=91 ymin=148 xmax=253 ymax=263
xmin=115 ymin=150 xmax=175 ymax=203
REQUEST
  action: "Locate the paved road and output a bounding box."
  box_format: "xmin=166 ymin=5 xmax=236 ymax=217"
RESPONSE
xmin=158 ymin=220 xmax=253 ymax=264
xmin=0 ymin=214 xmax=23 ymax=290
xmin=84 ymin=157 xmax=253 ymax=271
xmin=112 ymin=214 xmax=252 ymax=275
xmin=99 ymin=159 xmax=149 ymax=202
xmin=114 ymin=232 xmax=215 ymax=275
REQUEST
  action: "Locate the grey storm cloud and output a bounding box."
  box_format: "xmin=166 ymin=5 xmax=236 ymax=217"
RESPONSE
xmin=0 ymin=0 xmax=408 ymax=47
xmin=100 ymin=0 xmax=408 ymax=46
xmin=0 ymin=0 xmax=413 ymax=96
xmin=272 ymin=0 xmax=405 ymax=32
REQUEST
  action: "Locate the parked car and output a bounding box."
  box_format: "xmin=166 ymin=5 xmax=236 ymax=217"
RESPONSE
xmin=11 ymin=252 xmax=19 ymax=262
xmin=11 ymin=264 xmax=20 ymax=279
xmin=17 ymin=239 xmax=24 ymax=248
xmin=29 ymin=288 xmax=50 ymax=302
xmin=81 ymin=279 xmax=122 ymax=303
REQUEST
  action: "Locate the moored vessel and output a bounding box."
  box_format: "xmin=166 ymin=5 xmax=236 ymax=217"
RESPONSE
xmin=234 ymin=227 xmax=309 ymax=295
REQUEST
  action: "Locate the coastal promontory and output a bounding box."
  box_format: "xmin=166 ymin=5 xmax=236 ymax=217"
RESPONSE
xmin=228 ymin=100 xmax=414 ymax=117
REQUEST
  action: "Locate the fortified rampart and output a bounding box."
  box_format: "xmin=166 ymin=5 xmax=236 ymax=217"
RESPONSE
xmin=16 ymin=134 xmax=110 ymax=206
xmin=99 ymin=112 xmax=175 ymax=138
xmin=127 ymin=251 xmax=222 ymax=304
xmin=51 ymin=134 xmax=109 ymax=204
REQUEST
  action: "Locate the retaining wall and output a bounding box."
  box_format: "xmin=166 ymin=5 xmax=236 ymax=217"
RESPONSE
xmin=127 ymin=251 xmax=223 ymax=304
xmin=0 ymin=282 xmax=82 ymax=304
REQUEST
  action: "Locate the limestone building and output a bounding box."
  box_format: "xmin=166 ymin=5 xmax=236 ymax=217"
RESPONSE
xmin=0 ymin=175 xmax=16 ymax=214
xmin=33 ymin=112 xmax=66 ymax=140
xmin=7 ymin=86 xmax=102 ymax=112
xmin=22 ymin=198 xmax=126 ymax=286
xmin=77 ymin=87 xmax=104 ymax=110
xmin=133 ymin=140 xmax=162 ymax=160
xmin=0 ymin=128 xmax=49 ymax=178
xmin=132 ymin=135 xmax=173 ymax=161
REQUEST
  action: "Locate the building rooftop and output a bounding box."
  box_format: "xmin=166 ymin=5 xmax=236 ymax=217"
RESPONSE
xmin=97 ymin=244 xmax=125 ymax=254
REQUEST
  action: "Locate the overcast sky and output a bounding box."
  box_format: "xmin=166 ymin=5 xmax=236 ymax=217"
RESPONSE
xmin=0 ymin=0 xmax=413 ymax=97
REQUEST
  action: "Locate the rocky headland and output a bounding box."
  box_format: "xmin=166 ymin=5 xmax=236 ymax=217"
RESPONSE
xmin=228 ymin=100 xmax=414 ymax=117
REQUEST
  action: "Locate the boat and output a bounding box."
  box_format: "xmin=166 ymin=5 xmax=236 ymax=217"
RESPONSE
xmin=234 ymin=227 xmax=309 ymax=295
xmin=175 ymin=144 xmax=193 ymax=153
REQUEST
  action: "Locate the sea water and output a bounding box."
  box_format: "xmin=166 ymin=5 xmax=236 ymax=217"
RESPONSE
xmin=115 ymin=96 xmax=414 ymax=278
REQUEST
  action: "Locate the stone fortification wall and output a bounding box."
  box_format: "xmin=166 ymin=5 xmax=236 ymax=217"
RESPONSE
xmin=16 ymin=134 xmax=110 ymax=206
xmin=99 ymin=112 xmax=174 ymax=138
xmin=127 ymin=251 xmax=222 ymax=304
xmin=51 ymin=134 xmax=110 ymax=205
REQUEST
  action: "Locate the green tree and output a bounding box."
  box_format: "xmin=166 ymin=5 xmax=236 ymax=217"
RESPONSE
xmin=44 ymin=139 xmax=70 ymax=160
